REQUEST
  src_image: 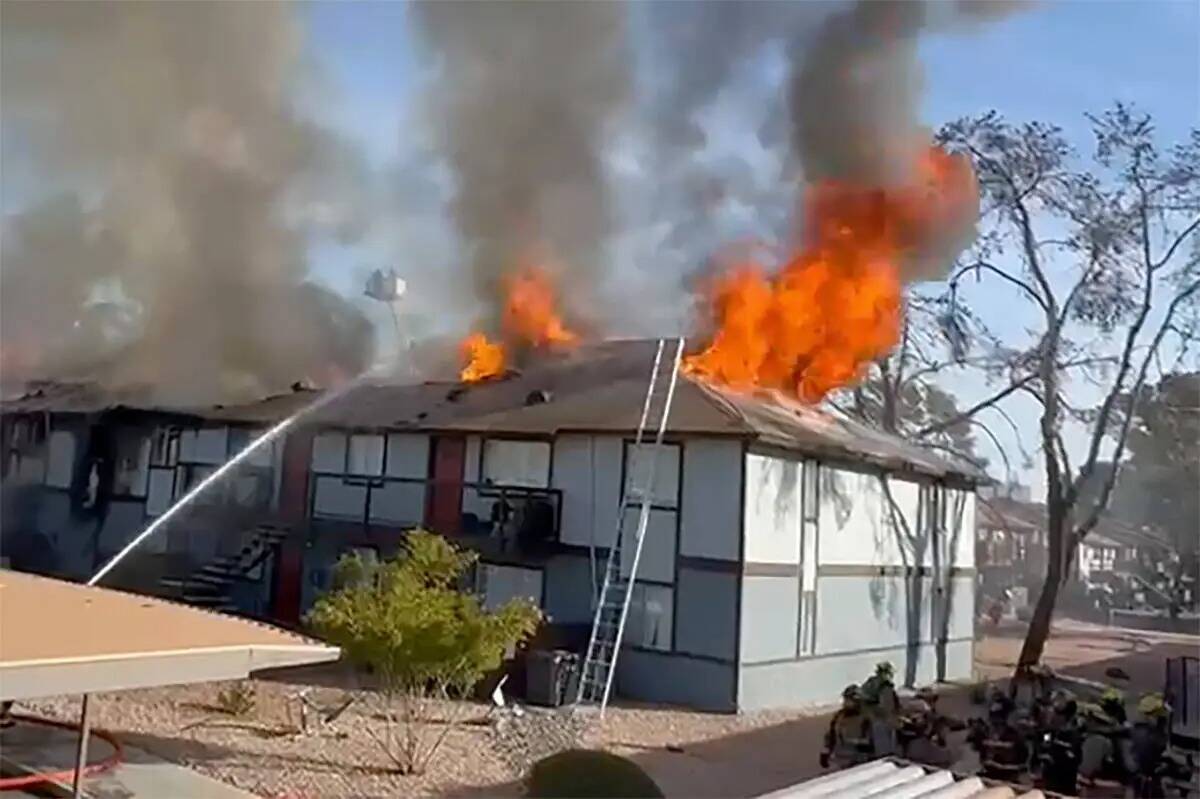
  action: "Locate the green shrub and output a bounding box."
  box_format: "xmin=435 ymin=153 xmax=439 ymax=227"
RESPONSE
xmin=307 ymin=530 xmax=541 ymax=774
xmin=526 ymin=749 xmax=664 ymax=798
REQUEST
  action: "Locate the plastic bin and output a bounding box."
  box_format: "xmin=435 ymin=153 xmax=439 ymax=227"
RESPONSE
xmin=525 ymin=649 xmax=579 ymax=707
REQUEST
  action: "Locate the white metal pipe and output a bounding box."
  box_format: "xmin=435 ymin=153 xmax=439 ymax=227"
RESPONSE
xmin=849 ymin=765 xmax=928 ymax=798
xmin=913 ymin=776 xmax=985 ymax=798
xmin=776 ymin=761 xmax=899 ymax=798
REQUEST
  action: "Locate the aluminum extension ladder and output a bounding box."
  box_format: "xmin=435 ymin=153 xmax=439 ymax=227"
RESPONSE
xmin=574 ymin=337 xmax=685 ymax=716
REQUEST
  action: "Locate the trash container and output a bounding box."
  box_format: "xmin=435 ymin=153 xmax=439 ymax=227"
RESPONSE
xmin=525 ymin=649 xmax=579 ymax=707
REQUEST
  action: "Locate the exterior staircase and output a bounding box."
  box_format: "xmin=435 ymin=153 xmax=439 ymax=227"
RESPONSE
xmin=160 ymin=522 xmax=290 ymax=614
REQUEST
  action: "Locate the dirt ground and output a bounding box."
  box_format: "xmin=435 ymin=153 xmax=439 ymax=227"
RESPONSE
xmin=15 ymin=619 xmax=1197 ymax=799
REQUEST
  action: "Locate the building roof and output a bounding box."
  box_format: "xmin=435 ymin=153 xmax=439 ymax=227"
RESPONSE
xmin=2 ymin=340 xmax=984 ymax=482
xmin=977 ymin=496 xmax=1171 ymax=551
xmin=251 ymin=339 xmax=982 ymax=480
xmin=0 ymin=569 xmax=339 ymax=701
xmin=1 ymin=381 xmax=142 ymax=415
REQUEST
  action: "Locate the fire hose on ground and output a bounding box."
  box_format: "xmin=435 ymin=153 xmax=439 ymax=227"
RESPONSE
xmin=0 ymin=712 xmax=124 ymax=791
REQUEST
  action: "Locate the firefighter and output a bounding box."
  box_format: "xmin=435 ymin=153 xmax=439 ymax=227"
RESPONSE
xmin=904 ymin=686 xmax=963 ymax=767
xmin=1129 ymin=692 xmax=1172 ymax=797
xmin=971 ymin=693 xmax=1029 ymax=783
xmin=820 ymin=684 xmax=873 ymax=769
xmin=861 ymin=661 xmax=901 ymax=756
xmin=1040 ymin=694 xmax=1083 ymax=795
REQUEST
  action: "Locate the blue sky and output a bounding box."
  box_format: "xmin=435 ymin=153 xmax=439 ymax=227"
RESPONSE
xmin=295 ymin=0 xmax=1198 ymax=491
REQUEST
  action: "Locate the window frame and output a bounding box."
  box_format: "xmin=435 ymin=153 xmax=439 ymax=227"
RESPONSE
xmin=480 ymin=436 xmax=552 ymax=489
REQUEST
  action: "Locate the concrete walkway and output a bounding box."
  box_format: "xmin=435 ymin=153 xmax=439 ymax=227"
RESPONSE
xmin=1 ymin=718 xmax=257 ymax=798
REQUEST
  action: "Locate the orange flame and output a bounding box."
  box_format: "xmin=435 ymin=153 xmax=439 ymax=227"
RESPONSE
xmin=459 ymin=332 xmax=507 ymax=382
xmin=684 ymin=145 xmax=977 ymax=403
xmin=503 ymin=267 xmax=579 ymax=349
xmin=458 ymin=266 xmax=578 ymax=382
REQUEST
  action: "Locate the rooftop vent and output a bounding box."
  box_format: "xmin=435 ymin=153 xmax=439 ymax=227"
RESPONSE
xmin=525 ymin=389 xmax=552 ymax=407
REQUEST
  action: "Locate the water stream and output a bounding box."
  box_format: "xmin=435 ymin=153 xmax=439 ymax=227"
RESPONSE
xmin=87 ymin=372 xmax=373 ymax=586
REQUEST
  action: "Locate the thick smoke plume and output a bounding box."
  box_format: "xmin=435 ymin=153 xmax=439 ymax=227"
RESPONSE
xmin=786 ymin=0 xmax=1028 ymax=281
xmin=413 ymin=1 xmax=630 ymax=337
xmin=0 ymin=2 xmax=373 ymax=404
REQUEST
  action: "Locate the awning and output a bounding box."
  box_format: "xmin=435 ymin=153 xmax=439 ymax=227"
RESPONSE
xmin=0 ymin=569 xmax=339 ymax=701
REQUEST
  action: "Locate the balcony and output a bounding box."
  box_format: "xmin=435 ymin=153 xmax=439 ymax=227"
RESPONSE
xmin=307 ymin=472 xmax=563 ymax=562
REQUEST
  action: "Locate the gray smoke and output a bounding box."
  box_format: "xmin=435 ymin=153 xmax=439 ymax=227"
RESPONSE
xmin=0 ymin=1 xmax=374 ymax=404
xmin=785 ymin=0 xmax=1028 ymax=279
xmin=413 ymin=1 xmax=631 ymax=336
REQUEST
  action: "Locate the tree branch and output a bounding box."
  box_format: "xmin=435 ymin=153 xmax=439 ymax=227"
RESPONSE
xmin=914 ymin=372 xmax=1038 ymax=438
xmin=1072 ymin=278 xmax=1200 ymax=544
xmin=951 ymin=260 xmax=1049 ymax=312
xmin=1152 ymin=215 xmax=1200 ymax=270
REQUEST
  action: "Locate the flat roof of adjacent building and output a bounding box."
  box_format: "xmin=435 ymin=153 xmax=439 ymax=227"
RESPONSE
xmin=0 ymin=569 xmax=339 ymax=701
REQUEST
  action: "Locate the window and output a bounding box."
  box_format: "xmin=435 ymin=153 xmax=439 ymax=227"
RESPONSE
xmin=229 ymin=471 xmax=272 ymax=508
xmin=112 ymin=432 xmax=151 ymax=496
xmin=45 ymin=430 xmax=76 ymax=489
xmin=482 ymin=439 xmax=551 ymax=488
xmin=348 ymin=434 xmax=385 ymax=476
xmin=476 ymin=563 xmax=543 ymax=611
xmin=175 ymin=464 xmax=217 ymax=501
xmin=624 ymin=442 xmax=680 ymax=507
xmin=4 ymin=416 xmax=46 ymax=481
xmin=311 ymin=432 xmax=347 ymax=473
xmin=150 ymin=428 xmax=181 ymax=467
xmin=192 ymin=427 xmax=229 ymax=465
xmin=625 ymin=583 xmax=673 ymax=651
xmin=229 ymin=428 xmax=274 ymax=468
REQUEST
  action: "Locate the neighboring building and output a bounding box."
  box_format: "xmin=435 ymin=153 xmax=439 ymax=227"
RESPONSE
xmin=975 ymin=492 xmax=1175 ymax=599
xmin=1 ymin=339 xmax=983 ymax=711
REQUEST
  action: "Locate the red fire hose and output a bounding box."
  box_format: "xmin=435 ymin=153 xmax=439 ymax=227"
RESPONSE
xmin=0 ymin=712 xmax=124 ymax=791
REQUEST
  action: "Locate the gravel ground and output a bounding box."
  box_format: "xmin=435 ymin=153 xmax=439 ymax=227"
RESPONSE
xmin=16 ymin=678 xmax=835 ymax=799
xmin=22 ymin=622 xmax=1179 ymax=798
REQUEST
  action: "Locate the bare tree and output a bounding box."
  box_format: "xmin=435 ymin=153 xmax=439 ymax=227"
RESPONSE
xmin=929 ymin=105 xmax=1199 ymax=667
xmin=835 ymin=292 xmax=1004 ymax=472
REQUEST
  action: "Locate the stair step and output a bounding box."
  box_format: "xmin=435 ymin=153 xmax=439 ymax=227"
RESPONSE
xmin=184 ymin=594 xmax=234 ymax=606
xmin=191 ymin=572 xmax=235 ymax=585
xmin=199 ymin=562 xmax=241 ymax=576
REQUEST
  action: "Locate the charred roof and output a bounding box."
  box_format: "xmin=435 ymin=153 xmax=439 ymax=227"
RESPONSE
xmin=3 ymin=340 xmax=985 ymax=482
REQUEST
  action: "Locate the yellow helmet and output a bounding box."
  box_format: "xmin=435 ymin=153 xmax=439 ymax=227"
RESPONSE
xmin=1138 ymin=692 xmax=1169 ymax=718
xmin=1100 ymin=687 xmax=1124 ymax=705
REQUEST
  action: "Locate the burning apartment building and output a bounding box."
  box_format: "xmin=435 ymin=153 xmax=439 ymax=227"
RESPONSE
xmin=1 ymin=339 xmax=982 ymax=712
xmin=1 ymin=0 xmax=1013 ymax=712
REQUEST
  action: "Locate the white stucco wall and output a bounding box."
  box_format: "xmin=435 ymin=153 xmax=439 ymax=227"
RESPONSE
xmin=743 ymin=450 xmax=802 ymax=564
xmin=817 ymin=468 xmax=930 ymax=568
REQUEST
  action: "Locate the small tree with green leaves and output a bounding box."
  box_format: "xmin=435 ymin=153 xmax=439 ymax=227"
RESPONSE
xmin=307 ymin=530 xmax=542 ymax=775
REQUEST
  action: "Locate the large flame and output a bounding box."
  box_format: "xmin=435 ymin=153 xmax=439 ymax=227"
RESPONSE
xmin=684 ymin=145 xmax=977 ymax=403
xmin=459 ymin=266 xmax=578 ymax=382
